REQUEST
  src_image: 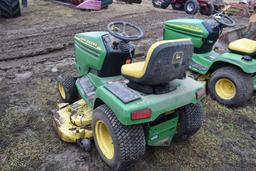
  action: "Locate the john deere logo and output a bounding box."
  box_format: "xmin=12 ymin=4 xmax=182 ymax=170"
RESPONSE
xmin=172 ymin=52 xmax=183 ymax=64
xmin=75 ymin=37 xmax=101 ymax=50
xmin=170 ymin=24 xmax=203 ymax=33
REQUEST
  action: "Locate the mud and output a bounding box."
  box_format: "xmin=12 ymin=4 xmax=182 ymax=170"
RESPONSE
xmin=0 ymin=0 xmax=255 ymax=171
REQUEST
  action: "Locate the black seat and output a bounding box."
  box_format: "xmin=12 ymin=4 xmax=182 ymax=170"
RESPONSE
xmin=121 ymin=39 xmax=193 ymax=94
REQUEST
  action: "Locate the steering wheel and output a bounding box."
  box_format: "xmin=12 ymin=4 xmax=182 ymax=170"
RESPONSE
xmin=213 ymin=13 xmax=236 ymax=27
xmin=107 ymin=21 xmax=144 ymax=41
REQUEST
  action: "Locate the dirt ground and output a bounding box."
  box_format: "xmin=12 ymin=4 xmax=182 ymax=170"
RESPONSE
xmin=0 ymin=0 xmax=255 ymax=170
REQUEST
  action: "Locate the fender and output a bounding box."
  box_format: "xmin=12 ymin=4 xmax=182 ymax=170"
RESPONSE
xmin=93 ymin=86 xmax=149 ymax=126
xmin=93 ymin=77 xmax=204 ymax=126
xmin=210 ymin=53 xmax=256 ymax=74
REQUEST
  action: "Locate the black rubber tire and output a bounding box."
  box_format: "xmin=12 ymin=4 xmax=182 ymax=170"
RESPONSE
xmin=200 ymin=3 xmax=214 ymax=16
xmin=92 ymin=105 xmax=145 ymax=170
xmin=0 ymin=0 xmax=21 ymax=18
xmin=174 ymin=103 xmax=203 ymax=141
xmin=184 ymin=0 xmax=199 ymax=15
xmin=171 ymin=3 xmax=184 ymax=10
xmin=208 ymin=66 xmax=253 ymax=106
xmin=152 ymin=0 xmax=171 ymax=9
xmin=57 ymin=75 xmax=78 ymax=103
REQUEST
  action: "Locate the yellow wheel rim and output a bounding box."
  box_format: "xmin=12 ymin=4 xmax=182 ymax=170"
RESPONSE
xmin=215 ymin=78 xmax=236 ymax=100
xmin=95 ymin=120 xmax=114 ymax=159
xmin=58 ymin=83 xmax=66 ymax=99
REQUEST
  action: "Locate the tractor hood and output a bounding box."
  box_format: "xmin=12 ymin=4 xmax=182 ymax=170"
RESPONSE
xmin=74 ymin=32 xmax=108 ymax=75
xmin=164 ymin=18 xmax=221 ymax=53
xmin=164 ymin=19 xmax=209 ymax=38
xmin=75 ymin=31 xmax=107 ymax=46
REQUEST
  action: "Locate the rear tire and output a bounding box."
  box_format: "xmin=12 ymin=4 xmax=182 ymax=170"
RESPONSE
xmin=57 ymin=75 xmax=78 ymax=103
xmin=174 ymin=103 xmax=203 ymax=141
xmin=152 ymin=0 xmax=171 ymax=9
xmin=171 ymin=3 xmax=184 ymax=10
xmin=0 ymin=0 xmax=21 ymax=18
xmin=184 ymin=0 xmax=199 ymax=15
xmin=200 ymin=3 xmax=214 ymax=16
xmin=208 ymin=66 xmax=253 ymax=106
xmin=93 ymin=105 xmax=145 ymax=170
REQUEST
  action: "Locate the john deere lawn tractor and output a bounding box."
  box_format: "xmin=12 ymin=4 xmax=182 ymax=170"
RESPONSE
xmin=53 ymin=21 xmax=205 ymax=169
xmin=164 ymin=13 xmax=256 ymax=106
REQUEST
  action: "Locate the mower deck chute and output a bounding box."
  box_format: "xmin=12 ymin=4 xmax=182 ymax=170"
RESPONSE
xmin=53 ymin=99 xmax=93 ymax=143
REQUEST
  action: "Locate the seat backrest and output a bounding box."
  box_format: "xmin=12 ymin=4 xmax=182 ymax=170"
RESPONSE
xmin=136 ymin=39 xmax=193 ymax=85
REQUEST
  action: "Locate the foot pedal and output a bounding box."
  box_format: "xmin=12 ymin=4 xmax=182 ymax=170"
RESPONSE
xmin=190 ymin=60 xmax=208 ymax=72
xmin=76 ymin=76 xmax=96 ymax=103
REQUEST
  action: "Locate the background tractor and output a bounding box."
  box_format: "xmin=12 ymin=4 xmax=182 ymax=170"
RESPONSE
xmin=53 ymin=21 xmax=205 ymax=169
xmin=163 ymin=13 xmax=256 ymax=106
xmin=152 ymin=0 xmax=217 ymax=16
xmin=0 ymin=0 xmax=27 ymax=18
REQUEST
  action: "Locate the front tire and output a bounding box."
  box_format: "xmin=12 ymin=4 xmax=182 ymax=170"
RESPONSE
xmin=92 ymin=105 xmax=145 ymax=170
xmin=184 ymin=0 xmax=199 ymax=15
xmin=208 ymin=66 xmax=253 ymax=106
xmin=174 ymin=103 xmax=203 ymax=141
xmin=57 ymin=75 xmax=78 ymax=103
xmin=0 ymin=0 xmax=21 ymax=18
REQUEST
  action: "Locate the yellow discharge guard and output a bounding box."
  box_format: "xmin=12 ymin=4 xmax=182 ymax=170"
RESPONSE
xmin=53 ymin=99 xmax=93 ymax=143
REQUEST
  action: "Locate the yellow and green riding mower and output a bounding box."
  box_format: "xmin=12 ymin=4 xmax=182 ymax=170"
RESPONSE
xmin=53 ymin=21 xmax=205 ymax=170
xmin=164 ymin=13 xmax=256 ymax=106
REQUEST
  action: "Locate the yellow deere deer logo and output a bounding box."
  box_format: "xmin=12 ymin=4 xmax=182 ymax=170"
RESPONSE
xmin=172 ymin=52 xmax=183 ymax=64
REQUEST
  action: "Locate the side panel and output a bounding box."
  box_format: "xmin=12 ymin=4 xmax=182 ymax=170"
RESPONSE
xmin=164 ymin=19 xmax=209 ymax=49
xmin=189 ymin=52 xmax=216 ymax=74
xmin=164 ymin=28 xmax=204 ymax=49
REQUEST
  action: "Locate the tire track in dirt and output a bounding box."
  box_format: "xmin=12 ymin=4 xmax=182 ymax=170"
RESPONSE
xmin=0 ymin=10 xmax=188 ymax=62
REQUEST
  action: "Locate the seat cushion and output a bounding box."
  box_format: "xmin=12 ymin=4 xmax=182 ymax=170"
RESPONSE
xmin=228 ymin=38 xmax=256 ymax=56
xmin=121 ymin=61 xmax=145 ymax=78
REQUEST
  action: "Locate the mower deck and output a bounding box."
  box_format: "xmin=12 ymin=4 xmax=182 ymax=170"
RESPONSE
xmin=53 ymin=99 xmax=93 ymax=143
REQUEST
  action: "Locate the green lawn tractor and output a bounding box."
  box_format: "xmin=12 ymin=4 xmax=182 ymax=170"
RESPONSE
xmin=164 ymin=13 xmax=256 ymax=106
xmin=53 ymin=21 xmax=205 ymax=169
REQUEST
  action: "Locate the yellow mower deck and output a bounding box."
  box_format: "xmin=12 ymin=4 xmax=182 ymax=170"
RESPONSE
xmin=53 ymin=99 xmax=93 ymax=143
